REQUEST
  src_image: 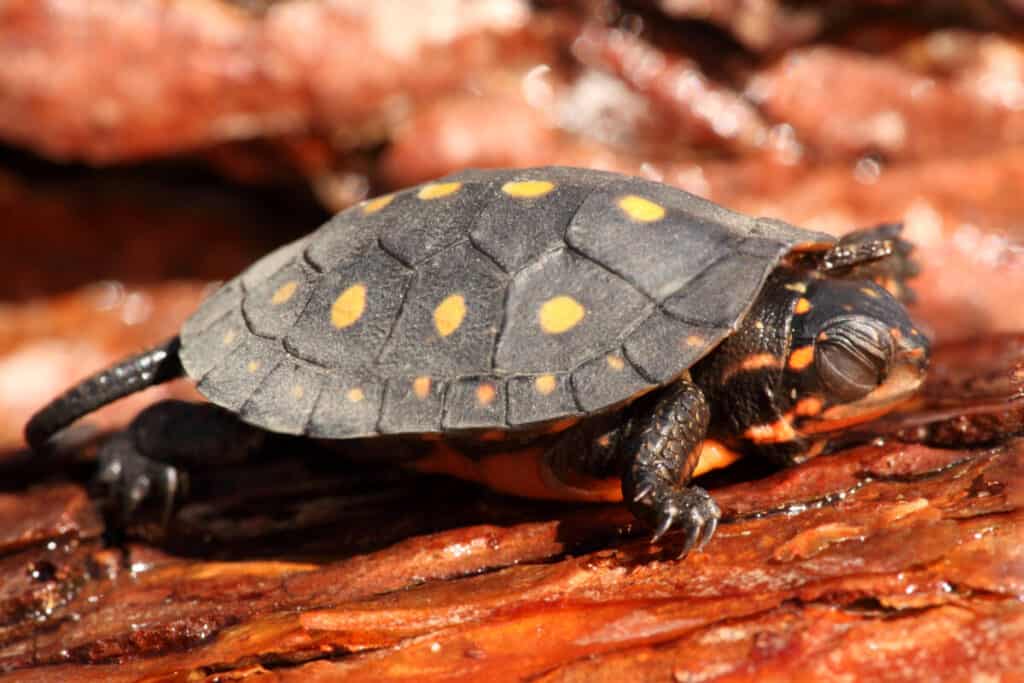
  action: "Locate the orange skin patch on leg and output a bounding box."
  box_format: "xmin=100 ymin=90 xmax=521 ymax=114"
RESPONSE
xmin=693 ymin=439 xmax=741 ymax=477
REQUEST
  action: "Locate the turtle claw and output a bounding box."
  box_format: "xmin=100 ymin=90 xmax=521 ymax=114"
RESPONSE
xmin=633 ymin=484 xmax=722 ymax=556
xmin=696 ymin=513 xmax=719 ymax=551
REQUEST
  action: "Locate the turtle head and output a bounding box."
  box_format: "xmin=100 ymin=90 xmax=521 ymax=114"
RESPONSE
xmin=781 ymin=278 xmax=929 ymax=437
xmin=691 ymin=274 xmax=928 ymax=463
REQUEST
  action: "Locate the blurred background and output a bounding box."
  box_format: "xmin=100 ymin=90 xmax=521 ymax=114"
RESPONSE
xmin=2 ymin=0 xmax=1024 ymax=449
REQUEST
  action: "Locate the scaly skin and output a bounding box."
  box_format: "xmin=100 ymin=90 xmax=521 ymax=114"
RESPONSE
xmin=621 ymin=381 xmax=720 ymax=554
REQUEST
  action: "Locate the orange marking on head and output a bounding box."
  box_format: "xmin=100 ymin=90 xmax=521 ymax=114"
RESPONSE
xmin=795 ymin=396 xmax=824 ymax=417
xmin=788 ymin=345 xmax=815 ymax=371
xmin=794 ymin=297 xmax=812 ymax=314
xmin=744 ymin=417 xmax=798 ymax=444
xmin=889 ymin=327 xmax=903 ymax=341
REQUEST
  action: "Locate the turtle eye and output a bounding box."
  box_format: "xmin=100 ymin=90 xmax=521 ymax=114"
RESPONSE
xmin=814 ymin=316 xmax=894 ymax=403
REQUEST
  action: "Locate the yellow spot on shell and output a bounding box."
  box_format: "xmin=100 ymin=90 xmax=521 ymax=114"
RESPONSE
xmin=860 ymin=287 xmax=881 ymax=299
xmin=618 ymin=195 xmax=666 ymax=222
xmin=271 ymin=281 xmax=298 ymax=305
xmin=362 ymin=194 xmax=394 ymax=214
xmin=434 ymin=294 xmax=467 ymax=337
xmin=413 ymin=376 xmax=431 ymax=399
xmin=606 ymin=355 xmax=625 ymax=371
xmin=539 ymin=295 xmax=585 ymax=334
xmin=784 ymin=282 xmax=808 ymax=293
xmin=418 ymin=182 xmax=462 ymax=200
xmin=794 ymin=297 xmax=812 ymax=314
xmin=291 ymin=385 xmax=305 ymax=399
xmin=246 ymin=360 xmax=261 ymax=373
xmin=788 ymin=345 xmax=815 ymax=371
xmin=347 ymin=388 xmax=365 ymax=403
xmin=331 ymin=283 xmax=367 ymax=329
xmin=222 ymin=329 xmax=237 ymax=346
xmin=476 ymin=383 xmax=497 ymax=406
xmin=535 ymin=374 xmax=557 ymax=395
xmin=502 ymin=180 xmax=555 ymax=198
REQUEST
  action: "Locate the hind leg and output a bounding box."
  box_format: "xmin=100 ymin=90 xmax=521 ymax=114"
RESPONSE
xmin=95 ymin=400 xmax=264 ymax=528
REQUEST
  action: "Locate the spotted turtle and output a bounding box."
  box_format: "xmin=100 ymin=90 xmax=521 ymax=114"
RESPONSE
xmin=25 ymin=166 xmax=929 ymax=553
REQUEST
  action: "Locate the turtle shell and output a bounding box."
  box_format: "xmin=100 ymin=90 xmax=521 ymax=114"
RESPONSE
xmin=179 ymin=166 xmax=833 ymax=437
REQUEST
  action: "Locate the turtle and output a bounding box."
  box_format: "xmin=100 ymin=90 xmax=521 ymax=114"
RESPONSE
xmin=25 ymin=166 xmax=930 ymax=554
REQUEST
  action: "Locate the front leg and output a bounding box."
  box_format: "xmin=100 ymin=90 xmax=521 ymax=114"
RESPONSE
xmin=822 ymin=223 xmax=918 ymax=302
xmin=622 ymin=380 xmax=721 ymax=553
